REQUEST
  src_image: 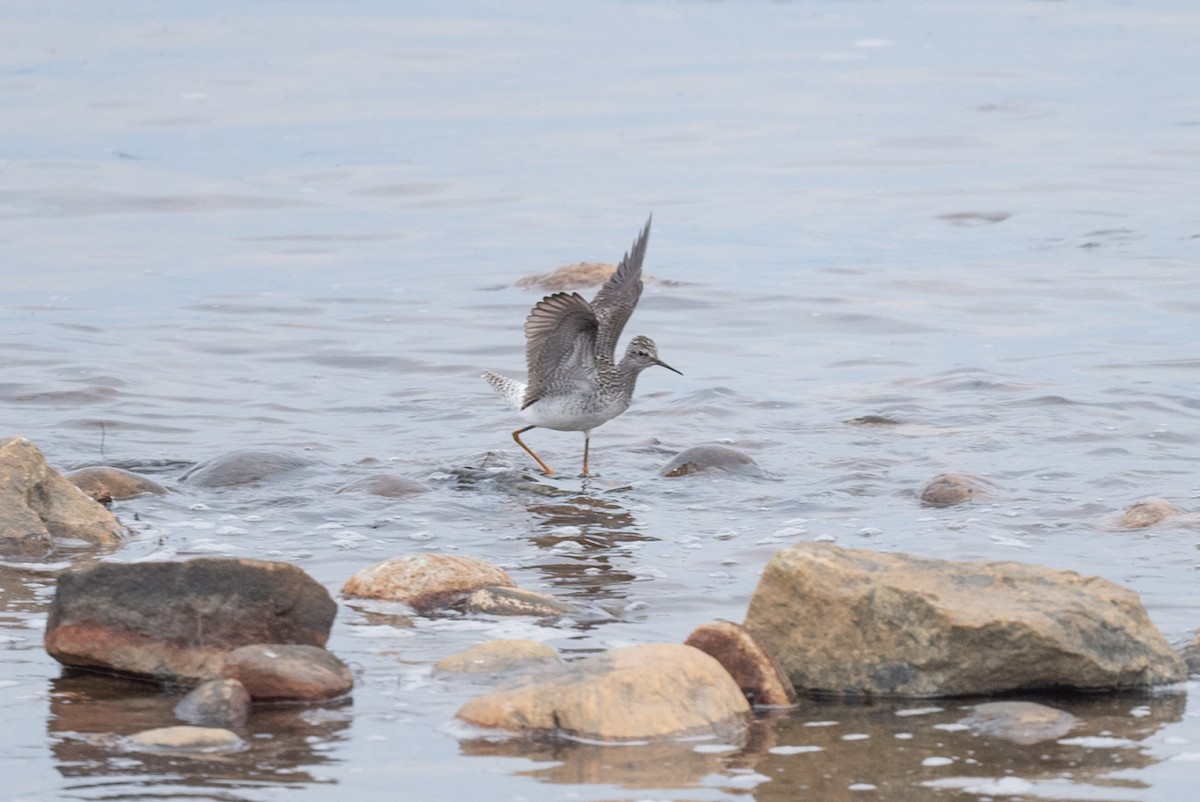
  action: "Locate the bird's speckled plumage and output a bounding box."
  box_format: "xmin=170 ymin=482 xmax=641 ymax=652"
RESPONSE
xmin=483 ymin=216 xmax=680 ymax=475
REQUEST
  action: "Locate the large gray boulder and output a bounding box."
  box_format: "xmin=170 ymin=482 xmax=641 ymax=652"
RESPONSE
xmin=0 ymin=436 xmax=123 ymax=549
xmin=744 ymin=544 xmax=1186 ymax=697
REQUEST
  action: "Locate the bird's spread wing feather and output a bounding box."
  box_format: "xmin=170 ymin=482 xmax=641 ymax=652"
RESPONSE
xmin=591 ymin=216 xmax=651 ymax=361
xmin=522 ymin=291 xmax=598 ymax=408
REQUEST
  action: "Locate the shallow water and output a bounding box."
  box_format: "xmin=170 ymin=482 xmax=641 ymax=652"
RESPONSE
xmin=3 ymin=1 xmax=1200 ymax=800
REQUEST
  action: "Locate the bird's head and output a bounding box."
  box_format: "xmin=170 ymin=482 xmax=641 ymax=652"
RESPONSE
xmin=624 ymin=335 xmax=682 ymax=375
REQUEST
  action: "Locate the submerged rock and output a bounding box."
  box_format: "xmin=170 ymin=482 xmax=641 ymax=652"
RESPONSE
xmin=456 ymin=643 xmax=749 ymax=741
xmin=342 ymin=554 xmax=515 ymax=612
xmin=661 ymin=444 xmax=763 ymax=478
xmin=125 ymin=725 xmax=244 ymax=753
xmin=175 ymin=679 xmax=251 ymax=729
xmin=435 ymin=639 xmax=562 ymax=676
xmin=684 ymin=620 xmax=796 ymax=707
xmin=460 ymin=585 xmax=578 ymax=617
xmin=0 ymin=436 xmax=124 ymax=549
xmin=744 ymin=543 xmax=1186 ymax=697
xmin=222 ymin=643 xmax=353 ymax=702
xmin=336 ymin=474 xmax=427 ymax=498
xmin=66 ymin=466 xmax=168 ymax=502
xmin=1183 ymin=632 xmax=1200 ymax=676
xmin=958 ymin=701 xmax=1081 ymax=745
xmin=45 ymin=558 xmax=337 ymax=683
xmin=918 ymin=473 xmax=984 ymax=507
xmin=515 ymin=262 xmax=616 ymax=291
xmin=1117 ymin=499 xmax=1183 ymax=529
xmin=180 ymin=450 xmax=319 ymax=488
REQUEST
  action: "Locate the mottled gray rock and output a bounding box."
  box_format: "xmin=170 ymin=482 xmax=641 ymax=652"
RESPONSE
xmin=958 ymin=701 xmax=1081 ymax=745
xmin=744 ymin=544 xmax=1186 ymax=697
xmin=222 ymin=643 xmax=352 ymax=702
xmin=342 ymin=554 xmax=515 ymax=612
xmin=180 ymin=450 xmax=319 ymax=487
xmin=456 ymin=643 xmax=749 ymax=741
xmin=684 ymin=620 xmax=796 ymax=707
xmin=0 ymin=436 xmax=124 ymax=549
xmin=175 ymin=679 xmax=251 ymax=729
xmin=461 ymin=585 xmax=578 ymax=617
xmin=45 ymin=558 xmax=337 ymax=683
xmin=661 ymin=444 xmax=763 ymax=478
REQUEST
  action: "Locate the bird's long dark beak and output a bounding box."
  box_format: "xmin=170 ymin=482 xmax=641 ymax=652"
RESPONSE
xmin=655 ymin=358 xmax=683 ymax=376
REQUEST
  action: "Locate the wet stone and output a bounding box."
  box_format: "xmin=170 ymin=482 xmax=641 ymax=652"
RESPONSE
xmin=65 ymin=466 xmax=168 ymax=502
xmin=175 ymin=678 xmax=251 ymax=729
xmin=180 ymin=449 xmax=320 ymax=488
xmin=1117 ymin=499 xmax=1183 ymax=529
xmin=222 ymin=643 xmax=353 ymax=702
xmin=435 ymin=639 xmax=563 ymax=676
xmin=661 ymin=444 xmax=764 ymax=478
xmin=684 ymin=620 xmax=796 ymax=708
xmin=959 ymin=701 xmax=1081 ymax=745
xmin=460 ymin=585 xmax=578 ymax=617
xmin=125 ymin=725 xmax=245 ymax=753
xmin=919 ymin=473 xmax=983 ymax=507
xmin=515 ymin=262 xmax=617 ymax=291
xmin=336 ymin=474 xmax=428 ymax=498
xmin=342 ymin=554 xmax=515 ymax=612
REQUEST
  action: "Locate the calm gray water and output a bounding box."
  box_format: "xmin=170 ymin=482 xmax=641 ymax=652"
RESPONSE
xmin=3 ymin=1 xmax=1199 ymax=800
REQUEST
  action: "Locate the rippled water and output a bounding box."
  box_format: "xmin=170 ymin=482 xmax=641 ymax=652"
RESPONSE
xmin=3 ymin=1 xmax=1199 ymax=800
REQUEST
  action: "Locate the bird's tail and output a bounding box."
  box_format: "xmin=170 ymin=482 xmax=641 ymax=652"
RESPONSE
xmin=482 ymin=370 xmax=525 ymax=411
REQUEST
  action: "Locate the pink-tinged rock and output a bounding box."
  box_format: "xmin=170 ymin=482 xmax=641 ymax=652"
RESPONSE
xmin=685 ymin=620 xmax=796 ymax=707
xmin=222 ymin=644 xmax=352 ymax=702
xmin=0 ymin=436 xmax=124 ymax=550
xmin=342 ymin=554 xmax=515 ymax=612
xmin=44 ymin=558 xmax=336 ymax=683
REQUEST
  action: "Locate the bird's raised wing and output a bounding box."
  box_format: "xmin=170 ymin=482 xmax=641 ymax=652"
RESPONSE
xmin=591 ymin=216 xmax=651 ymax=361
xmin=522 ymin=291 xmax=598 ymax=409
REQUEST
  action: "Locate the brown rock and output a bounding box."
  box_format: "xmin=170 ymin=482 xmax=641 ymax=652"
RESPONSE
xmin=1118 ymin=499 xmax=1183 ymax=529
xmin=684 ymin=620 xmax=796 ymax=707
xmin=959 ymin=701 xmax=1081 ymax=745
xmin=435 ymin=639 xmax=562 ymax=675
xmin=66 ymin=466 xmax=168 ymax=502
xmin=180 ymin=450 xmax=319 ymax=488
xmin=461 ymin=585 xmax=578 ymax=617
xmin=342 ymin=554 xmax=515 ymax=612
xmin=335 ymin=475 xmax=427 ymax=498
xmin=516 ymin=262 xmax=616 ymax=292
xmin=45 ymin=557 xmax=337 ymax=683
xmin=919 ymin=473 xmax=983 ymax=506
xmin=125 ymin=725 xmax=244 ymax=752
xmin=222 ymin=644 xmax=352 ymax=702
xmin=744 ymin=544 xmax=1186 ymax=697
xmin=456 ymin=643 xmax=749 ymax=741
xmin=0 ymin=436 xmax=124 ymax=549
xmin=175 ymin=679 xmax=251 ymax=729
xmin=661 ymin=444 xmax=764 ymax=478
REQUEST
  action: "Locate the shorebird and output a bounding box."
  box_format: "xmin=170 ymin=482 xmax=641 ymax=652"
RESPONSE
xmin=483 ymin=216 xmax=681 ymax=476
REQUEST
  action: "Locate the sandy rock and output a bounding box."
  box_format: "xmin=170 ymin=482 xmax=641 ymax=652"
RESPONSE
xmin=661 ymin=444 xmax=764 ymax=478
xmin=958 ymin=701 xmax=1081 ymax=745
xmin=1118 ymin=499 xmax=1183 ymax=529
xmin=45 ymin=557 xmax=337 ymax=683
xmin=919 ymin=473 xmax=983 ymax=506
xmin=461 ymin=585 xmax=578 ymax=617
xmin=0 ymin=436 xmax=124 ymax=549
xmin=175 ymin=679 xmax=251 ymax=729
xmin=342 ymin=554 xmax=515 ymax=612
xmin=516 ymin=262 xmax=617 ymax=291
xmin=180 ymin=450 xmax=319 ymax=487
xmin=125 ymin=725 xmax=245 ymax=752
xmin=684 ymin=620 xmax=796 ymax=707
xmin=222 ymin=643 xmax=353 ymax=702
xmin=435 ymin=639 xmax=562 ymax=675
xmin=456 ymin=643 xmax=749 ymax=741
xmin=65 ymin=466 xmax=168 ymax=502
xmin=744 ymin=544 xmax=1186 ymax=697
xmin=336 ymin=474 xmax=427 ymax=497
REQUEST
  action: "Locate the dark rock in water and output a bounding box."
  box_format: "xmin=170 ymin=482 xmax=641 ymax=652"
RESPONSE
xmin=460 ymin=585 xmax=578 ymax=617
xmin=44 ymin=557 xmax=337 ymax=683
xmin=845 ymin=415 xmax=903 ymax=426
xmin=435 ymin=639 xmax=563 ymax=676
xmin=180 ymin=450 xmax=319 ymax=488
xmin=0 ymin=436 xmax=124 ymax=550
xmin=684 ymin=620 xmax=796 ymax=708
xmin=958 ymin=701 xmax=1081 ymax=745
xmin=342 ymin=554 xmax=515 ymax=612
xmin=124 ymin=725 xmax=245 ymax=753
xmin=744 ymin=543 xmax=1186 ymax=697
xmin=919 ymin=473 xmax=983 ymax=506
xmin=1117 ymin=499 xmax=1183 ymax=529
xmin=222 ymin=643 xmax=353 ymax=702
xmin=66 ymin=466 xmax=168 ymax=502
xmin=175 ymin=678 xmax=251 ymax=728
xmin=336 ymin=474 xmax=427 ymax=498
xmin=456 ymin=643 xmax=749 ymax=741
xmin=661 ymin=444 xmax=763 ymax=478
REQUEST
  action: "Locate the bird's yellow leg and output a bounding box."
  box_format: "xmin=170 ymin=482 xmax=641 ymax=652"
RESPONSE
xmin=582 ymin=431 xmax=590 ymax=477
xmin=513 ymin=426 xmax=554 ymax=475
